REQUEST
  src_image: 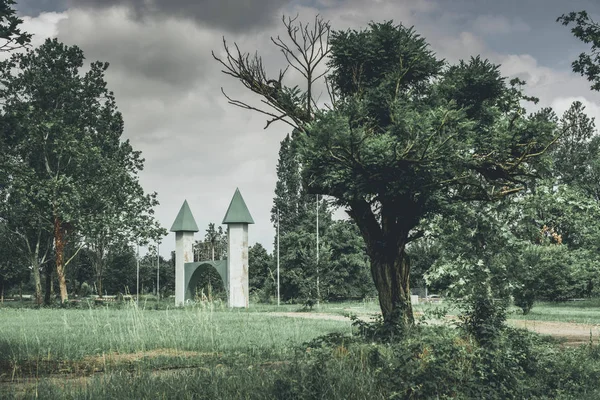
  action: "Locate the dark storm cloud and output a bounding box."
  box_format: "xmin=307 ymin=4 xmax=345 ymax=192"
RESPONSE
xmin=67 ymin=0 xmax=294 ymax=32
xmin=14 ymin=0 xmax=67 ymax=16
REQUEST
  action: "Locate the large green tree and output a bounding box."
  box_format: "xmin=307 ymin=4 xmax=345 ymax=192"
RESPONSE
xmin=0 ymin=38 xmax=163 ymax=302
xmin=270 ymin=131 xmax=333 ymax=301
xmin=423 ymin=101 xmax=600 ymax=313
xmin=215 ymin=18 xmax=559 ymax=325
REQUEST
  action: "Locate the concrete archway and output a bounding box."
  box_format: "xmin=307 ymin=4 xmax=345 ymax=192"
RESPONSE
xmin=185 ymin=261 xmax=227 ymax=301
xmin=171 ymin=188 xmax=254 ymax=307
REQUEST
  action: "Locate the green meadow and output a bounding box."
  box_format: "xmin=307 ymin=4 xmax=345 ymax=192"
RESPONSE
xmin=3 ymin=300 xmax=600 ymax=399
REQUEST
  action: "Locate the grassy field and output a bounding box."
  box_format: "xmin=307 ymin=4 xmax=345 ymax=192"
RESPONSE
xmin=0 ymin=302 xmax=356 ymax=399
xmin=2 ymin=299 xmax=600 ymax=399
xmin=506 ymin=300 xmax=600 ymax=324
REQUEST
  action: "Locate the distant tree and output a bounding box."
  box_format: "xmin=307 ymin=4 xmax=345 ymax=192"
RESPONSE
xmin=271 ymin=134 xmax=306 ymax=234
xmin=321 ymin=220 xmax=374 ymax=300
xmin=271 ymin=131 xmax=336 ymax=302
xmin=215 ymin=225 xmax=227 ymax=259
xmin=552 ymin=101 xmax=596 ymax=187
xmin=193 ymin=239 xmax=209 ymax=261
xmin=162 ymin=251 xmax=176 ymax=297
xmin=248 ymin=243 xmax=273 ymax=296
xmin=194 ymin=223 xmax=227 ymax=262
xmin=103 ymin=244 xmax=137 ymax=295
xmin=205 ymin=223 xmax=218 ymax=261
xmin=215 ymin=17 xmax=560 ymax=325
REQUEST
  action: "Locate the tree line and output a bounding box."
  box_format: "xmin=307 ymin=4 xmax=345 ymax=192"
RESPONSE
xmin=4 ymin=0 xmax=600 ymax=325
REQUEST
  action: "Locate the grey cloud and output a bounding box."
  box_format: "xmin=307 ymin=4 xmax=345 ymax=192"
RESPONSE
xmin=55 ymin=9 xmax=225 ymax=89
xmin=66 ymin=0 xmax=293 ymax=32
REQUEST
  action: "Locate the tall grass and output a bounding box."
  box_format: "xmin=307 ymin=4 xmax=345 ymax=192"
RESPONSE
xmin=0 ymin=303 xmax=351 ymax=367
xmin=4 ymin=300 xmax=600 ymax=399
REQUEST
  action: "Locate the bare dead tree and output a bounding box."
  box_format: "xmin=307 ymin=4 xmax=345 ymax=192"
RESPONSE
xmin=212 ymin=14 xmax=332 ymax=131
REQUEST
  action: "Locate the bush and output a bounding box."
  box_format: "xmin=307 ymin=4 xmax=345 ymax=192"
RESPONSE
xmin=457 ymin=292 xmax=509 ymax=347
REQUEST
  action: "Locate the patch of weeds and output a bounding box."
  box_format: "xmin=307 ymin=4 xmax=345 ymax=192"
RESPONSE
xmin=417 ymin=304 xmax=451 ymax=325
xmin=350 ymin=311 xmax=408 ymax=343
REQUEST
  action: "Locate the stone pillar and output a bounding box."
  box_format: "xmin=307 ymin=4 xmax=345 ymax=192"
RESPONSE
xmin=227 ymin=223 xmax=249 ymax=308
xmin=175 ymin=231 xmax=194 ymax=306
xmin=222 ymin=188 xmax=254 ymax=308
xmin=170 ymin=200 xmax=199 ymax=307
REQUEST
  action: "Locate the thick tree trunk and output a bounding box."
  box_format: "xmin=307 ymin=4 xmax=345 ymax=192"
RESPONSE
xmin=370 ymin=249 xmax=414 ymax=326
xmin=54 ymin=215 xmax=68 ymax=303
xmin=348 ymin=198 xmax=419 ymax=327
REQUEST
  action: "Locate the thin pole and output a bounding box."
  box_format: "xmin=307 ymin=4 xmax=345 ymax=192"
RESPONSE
xmin=136 ymin=243 xmax=140 ymax=303
xmin=156 ymin=241 xmax=160 ymax=301
xmin=277 ymin=208 xmax=280 ymax=307
xmin=316 ymin=194 xmax=320 ymax=306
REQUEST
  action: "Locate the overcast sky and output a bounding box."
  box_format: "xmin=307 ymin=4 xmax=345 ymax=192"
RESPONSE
xmin=10 ymin=0 xmax=600 ymax=258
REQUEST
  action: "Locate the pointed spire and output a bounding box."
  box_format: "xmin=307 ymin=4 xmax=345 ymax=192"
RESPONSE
xmin=170 ymin=200 xmax=199 ymax=232
xmin=222 ymin=188 xmax=254 ymax=224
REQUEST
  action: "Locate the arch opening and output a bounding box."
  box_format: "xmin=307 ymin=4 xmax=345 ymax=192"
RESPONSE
xmin=184 ymin=261 xmax=227 ymax=302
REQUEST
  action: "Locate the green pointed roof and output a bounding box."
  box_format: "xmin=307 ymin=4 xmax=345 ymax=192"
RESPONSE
xmin=170 ymin=200 xmax=199 ymax=232
xmin=222 ymin=188 xmax=254 ymax=224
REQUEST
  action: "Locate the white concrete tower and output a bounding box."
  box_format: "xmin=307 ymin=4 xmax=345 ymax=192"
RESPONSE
xmin=222 ymin=188 xmax=254 ymax=308
xmin=170 ymin=200 xmax=199 ymax=306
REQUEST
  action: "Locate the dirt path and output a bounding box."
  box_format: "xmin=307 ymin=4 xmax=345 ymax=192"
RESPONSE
xmin=508 ymin=319 xmax=600 ymax=346
xmin=268 ymin=311 xmax=600 ymax=346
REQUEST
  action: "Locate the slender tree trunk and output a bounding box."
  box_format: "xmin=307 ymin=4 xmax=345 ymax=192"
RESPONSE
xmin=31 ymin=255 xmax=43 ymax=305
xmin=94 ymin=257 xmax=104 ymax=298
xmin=54 ymin=214 xmax=68 ymax=303
xmin=97 ymin=268 xmax=103 ymax=298
xmin=44 ymin=263 xmax=53 ymax=305
xmin=1 ymin=279 xmax=4 ymax=303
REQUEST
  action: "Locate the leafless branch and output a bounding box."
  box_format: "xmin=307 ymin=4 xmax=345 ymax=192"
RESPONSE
xmin=212 ymin=14 xmax=332 ymax=131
